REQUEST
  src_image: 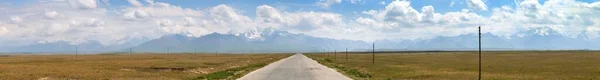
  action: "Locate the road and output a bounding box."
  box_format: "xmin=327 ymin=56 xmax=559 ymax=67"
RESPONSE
xmin=238 ymin=53 xmax=352 ymax=80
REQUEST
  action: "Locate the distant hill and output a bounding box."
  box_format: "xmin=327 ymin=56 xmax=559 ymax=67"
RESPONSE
xmin=131 ymin=28 xmax=369 ymax=53
xmin=4 ymin=27 xmax=600 ymax=53
xmin=400 ymin=27 xmax=600 ymax=50
xmin=0 ymin=37 xmax=150 ymax=53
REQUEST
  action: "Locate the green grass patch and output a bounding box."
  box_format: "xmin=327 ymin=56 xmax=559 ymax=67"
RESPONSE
xmin=323 ymin=58 xmax=333 ymax=62
xmin=196 ymin=63 xmax=267 ymax=80
xmin=307 ymin=51 xmax=600 ymax=79
xmin=311 ymin=56 xmax=372 ymax=79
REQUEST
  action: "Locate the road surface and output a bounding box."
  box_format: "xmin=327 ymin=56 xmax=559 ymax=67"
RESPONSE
xmin=238 ymin=53 xmax=352 ymax=80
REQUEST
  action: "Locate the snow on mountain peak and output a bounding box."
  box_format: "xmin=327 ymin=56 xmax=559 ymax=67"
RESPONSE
xmin=245 ymin=29 xmax=264 ymax=40
xmin=239 ymin=28 xmax=280 ymax=40
xmin=534 ymin=27 xmax=551 ymax=36
xmin=519 ymin=27 xmax=567 ymax=37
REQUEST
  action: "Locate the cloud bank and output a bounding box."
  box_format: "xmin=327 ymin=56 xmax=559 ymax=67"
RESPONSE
xmin=1 ymin=0 xmax=600 ymax=46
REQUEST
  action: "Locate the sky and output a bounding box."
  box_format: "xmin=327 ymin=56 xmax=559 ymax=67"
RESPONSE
xmin=1 ymin=0 xmax=600 ymax=46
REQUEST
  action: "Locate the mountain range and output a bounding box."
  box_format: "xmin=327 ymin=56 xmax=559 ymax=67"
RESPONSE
xmin=2 ymin=27 xmax=600 ymax=53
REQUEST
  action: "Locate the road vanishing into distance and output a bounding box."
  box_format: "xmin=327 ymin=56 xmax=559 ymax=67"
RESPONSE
xmin=238 ymin=53 xmax=352 ymax=80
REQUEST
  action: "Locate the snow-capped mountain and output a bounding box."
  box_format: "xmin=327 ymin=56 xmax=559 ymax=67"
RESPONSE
xmin=131 ymin=29 xmax=369 ymax=53
xmin=5 ymin=27 xmax=600 ymax=53
xmin=400 ymin=27 xmax=600 ymax=50
xmin=0 ymin=37 xmax=151 ymax=53
xmin=508 ymin=27 xmax=598 ymax=50
xmin=405 ymin=33 xmax=514 ymax=50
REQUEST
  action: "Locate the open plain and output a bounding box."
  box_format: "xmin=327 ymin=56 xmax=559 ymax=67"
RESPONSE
xmin=307 ymin=51 xmax=600 ymax=80
xmin=0 ymin=53 xmax=291 ymax=80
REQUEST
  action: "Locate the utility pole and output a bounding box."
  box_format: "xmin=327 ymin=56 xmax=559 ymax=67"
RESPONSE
xmin=372 ymin=43 xmax=375 ymax=64
xmin=326 ymin=49 xmax=329 ymax=58
xmin=345 ymin=47 xmax=348 ymax=61
xmin=129 ymin=48 xmax=132 ymax=57
xmin=75 ymin=47 xmax=78 ymax=60
xmin=334 ymin=50 xmax=337 ymax=60
xmin=478 ymin=26 xmax=482 ymax=80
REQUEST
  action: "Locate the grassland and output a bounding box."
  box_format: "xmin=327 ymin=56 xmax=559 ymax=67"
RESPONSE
xmin=306 ymin=51 xmax=600 ymax=80
xmin=0 ymin=53 xmax=291 ymax=80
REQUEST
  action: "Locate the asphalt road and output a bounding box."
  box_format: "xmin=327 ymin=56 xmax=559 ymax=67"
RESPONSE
xmin=238 ymin=53 xmax=352 ymax=80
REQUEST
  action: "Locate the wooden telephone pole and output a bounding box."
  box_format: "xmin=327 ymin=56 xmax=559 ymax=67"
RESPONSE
xmin=345 ymin=47 xmax=348 ymax=61
xmin=334 ymin=50 xmax=336 ymax=60
xmin=129 ymin=48 xmax=132 ymax=57
xmin=478 ymin=26 xmax=482 ymax=80
xmin=75 ymin=47 xmax=78 ymax=60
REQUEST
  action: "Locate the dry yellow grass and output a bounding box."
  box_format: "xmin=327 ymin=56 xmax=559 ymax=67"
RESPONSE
xmin=307 ymin=51 xmax=600 ymax=80
xmin=0 ymin=53 xmax=290 ymax=80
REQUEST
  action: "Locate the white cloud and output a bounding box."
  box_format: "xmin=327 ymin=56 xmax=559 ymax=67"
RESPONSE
xmin=421 ymin=5 xmax=441 ymax=23
xmin=450 ymin=1 xmax=455 ymax=7
xmin=0 ymin=26 xmax=8 ymax=35
xmin=480 ymin=0 xmax=600 ymax=37
xmin=368 ymin=0 xmax=421 ymax=27
xmin=3 ymin=0 xmax=600 ymax=46
xmin=353 ymin=0 xmax=488 ymax=40
xmin=68 ymin=0 xmax=98 ymax=9
xmin=490 ymin=5 xmax=513 ymax=22
xmin=256 ymin=5 xmax=283 ymax=23
xmin=0 ymin=0 xmax=164 ymax=46
xmin=44 ymin=23 xmax=71 ymax=35
xmin=183 ymin=17 xmax=197 ymax=26
xmin=44 ymin=11 xmax=59 ymax=19
xmin=349 ymin=0 xmax=364 ymax=4
xmin=316 ymin=0 xmax=342 ymax=8
xmin=210 ymin=4 xmax=251 ymax=23
xmin=517 ymin=0 xmax=545 ymax=19
xmin=208 ymin=4 xmax=258 ymax=33
xmin=585 ymin=19 xmax=600 ymax=39
xmin=380 ymin=1 xmax=386 ymax=5
xmin=127 ymin=0 xmax=143 ymax=7
xmin=83 ymin=18 xmax=105 ymax=27
xmin=155 ymin=18 xmax=210 ymax=37
xmin=256 ymin=5 xmax=343 ymax=32
xmin=121 ymin=0 xmax=203 ymax=18
xmin=466 ymin=0 xmax=488 ymax=11
xmin=123 ymin=9 xmax=150 ymax=20
xmin=355 ymin=17 xmax=388 ymax=29
xmin=288 ymin=12 xmax=344 ymax=31
xmin=10 ymin=16 xmax=22 ymax=23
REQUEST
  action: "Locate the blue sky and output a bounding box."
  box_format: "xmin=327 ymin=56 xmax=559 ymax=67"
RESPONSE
xmin=2 ymin=0 xmax=550 ymax=17
xmin=1 ymin=0 xmax=600 ymax=46
xmin=82 ymin=0 xmax=597 ymax=17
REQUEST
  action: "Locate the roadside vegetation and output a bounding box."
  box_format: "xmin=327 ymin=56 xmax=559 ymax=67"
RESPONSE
xmin=307 ymin=51 xmax=600 ymax=80
xmin=311 ymin=57 xmax=373 ymax=79
xmin=0 ymin=53 xmax=291 ymax=80
xmin=196 ymin=62 xmax=268 ymax=80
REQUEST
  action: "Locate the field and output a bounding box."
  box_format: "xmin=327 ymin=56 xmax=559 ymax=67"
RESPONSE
xmin=0 ymin=53 xmax=291 ymax=80
xmin=306 ymin=51 xmax=600 ymax=80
